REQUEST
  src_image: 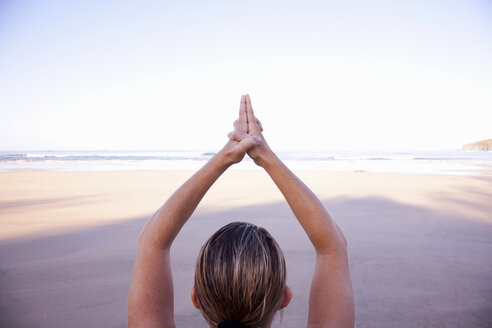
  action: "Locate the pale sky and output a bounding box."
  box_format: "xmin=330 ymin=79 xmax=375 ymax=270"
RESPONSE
xmin=1 ymin=0 xmax=491 ymax=151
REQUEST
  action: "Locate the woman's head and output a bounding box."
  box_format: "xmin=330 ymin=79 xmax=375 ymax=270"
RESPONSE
xmin=192 ymin=222 xmax=291 ymax=328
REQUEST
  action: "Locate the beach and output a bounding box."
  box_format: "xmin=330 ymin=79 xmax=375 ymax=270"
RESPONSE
xmin=0 ymin=169 xmax=491 ymax=327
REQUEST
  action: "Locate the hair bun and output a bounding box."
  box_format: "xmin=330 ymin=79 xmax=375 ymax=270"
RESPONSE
xmin=217 ymin=321 xmax=244 ymax=328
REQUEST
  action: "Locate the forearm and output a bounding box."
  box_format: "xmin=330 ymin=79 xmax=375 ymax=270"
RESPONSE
xmin=262 ymin=152 xmax=346 ymax=254
xmin=139 ymin=152 xmax=230 ymax=249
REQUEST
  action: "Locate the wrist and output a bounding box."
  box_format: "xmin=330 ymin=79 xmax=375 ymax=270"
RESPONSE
xmin=253 ymin=147 xmax=277 ymax=169
xmin=213 ymin=148 xmax=235 ymax=170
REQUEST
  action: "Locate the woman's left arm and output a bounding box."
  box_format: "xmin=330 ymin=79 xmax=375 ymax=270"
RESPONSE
xmin=128 ymin=96 xmax=259 ymax=328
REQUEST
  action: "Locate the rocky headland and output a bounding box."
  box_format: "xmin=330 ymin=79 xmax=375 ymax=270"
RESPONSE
xmin=462 ymin=139 xmax=492 ymax=151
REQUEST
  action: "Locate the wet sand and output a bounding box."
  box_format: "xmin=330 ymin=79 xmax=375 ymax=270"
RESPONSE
xmin=1 ymin=170 xmax=491 ymax=327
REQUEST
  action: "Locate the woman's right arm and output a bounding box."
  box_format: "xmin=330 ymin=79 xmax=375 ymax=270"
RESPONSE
xmin=232 ymin=95 xmax=355 ymax=328
xmin=260 ymin=152 xmax=354 ymax=328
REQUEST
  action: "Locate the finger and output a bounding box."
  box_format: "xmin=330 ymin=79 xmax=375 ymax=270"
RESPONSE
xmin=227 ymin=130 xmax=247 ymax=141
xmin=238 ymin=95 xmax=248 ymax=133
xmin=233 ymin=120 xmax=239 ymax=127
xmin=245 ymin=94 xmax=258 ymax=133
xmin=234 ymin=135 xmax=261 ymax=154
xmin=256 ymin=117 xmax=263 ymax=132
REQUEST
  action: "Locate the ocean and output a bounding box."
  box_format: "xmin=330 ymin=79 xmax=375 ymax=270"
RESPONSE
xmin=1 ymin=149 xmax=491 ymax=176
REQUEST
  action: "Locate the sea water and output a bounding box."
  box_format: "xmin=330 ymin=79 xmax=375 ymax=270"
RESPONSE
xmin=0 ymin=149 xmax=491 ymax=176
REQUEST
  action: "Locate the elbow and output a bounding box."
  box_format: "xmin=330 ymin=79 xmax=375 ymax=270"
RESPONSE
xmin=335 ymin=222 xmax=348 ymax=249
xmin=137 ymin=217 xmax=158 ymax=248
xmin=137 ymin=227 xmax=153 ymax=250
xmin=339 ymin=228 xmax=348 ymax=249
xmin=138 ymin=227 xmax=145 ymax=242
xmin=137 ymin=217 xmax=173 ymax=250
xmin=314 ymin=225 xmax=348 ymax=256
xmin=138 ymin=226 xmax=149 ymax=244
xmin=138 ymin=218 xmax=152 ymax=244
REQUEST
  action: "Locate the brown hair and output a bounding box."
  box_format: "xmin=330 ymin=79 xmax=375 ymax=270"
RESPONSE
xmin=194 ymin=222 xmax=287 ymax=328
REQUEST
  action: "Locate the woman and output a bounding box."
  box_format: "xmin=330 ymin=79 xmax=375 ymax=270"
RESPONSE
xmin=128 ymin=95 xmax=354 ymax=328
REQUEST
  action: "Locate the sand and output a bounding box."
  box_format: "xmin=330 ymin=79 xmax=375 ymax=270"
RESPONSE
xmin=0 ymin=169 xmax=491 ymax=327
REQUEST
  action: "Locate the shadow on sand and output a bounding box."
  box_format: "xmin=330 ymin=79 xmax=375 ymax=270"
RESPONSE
xmin=1 ymin=196 xmax=492 ymax=328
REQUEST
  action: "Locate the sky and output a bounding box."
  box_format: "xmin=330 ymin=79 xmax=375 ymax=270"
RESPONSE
xmin=0 ymin=0 xmax=491 ymax=151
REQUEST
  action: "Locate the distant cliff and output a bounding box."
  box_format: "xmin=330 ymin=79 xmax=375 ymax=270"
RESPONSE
xmin=462 ymin=139 xmax=492 ymax=151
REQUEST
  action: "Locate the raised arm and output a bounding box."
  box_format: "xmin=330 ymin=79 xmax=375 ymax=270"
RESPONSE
xmin=128 ymin=96 xmax=260 ymax=328
xmin=230 ymin=95 xmax=355 ymax=328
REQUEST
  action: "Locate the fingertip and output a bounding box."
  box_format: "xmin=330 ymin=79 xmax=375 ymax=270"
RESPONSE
xmin=256 ymin=118 xmax=263 ymax=131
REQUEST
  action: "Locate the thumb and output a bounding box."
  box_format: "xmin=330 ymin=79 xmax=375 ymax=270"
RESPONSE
xmin=228 ymin=130 xmax=248 ymax=141
xmin=234 ymin=135 xmax=261 ymax=154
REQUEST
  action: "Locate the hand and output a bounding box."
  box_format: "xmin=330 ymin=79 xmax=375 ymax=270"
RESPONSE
xmin=227 ymin=94 xmax=273 ymax=167
xmin=218 ymin=95 xmax=261 ymax=166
